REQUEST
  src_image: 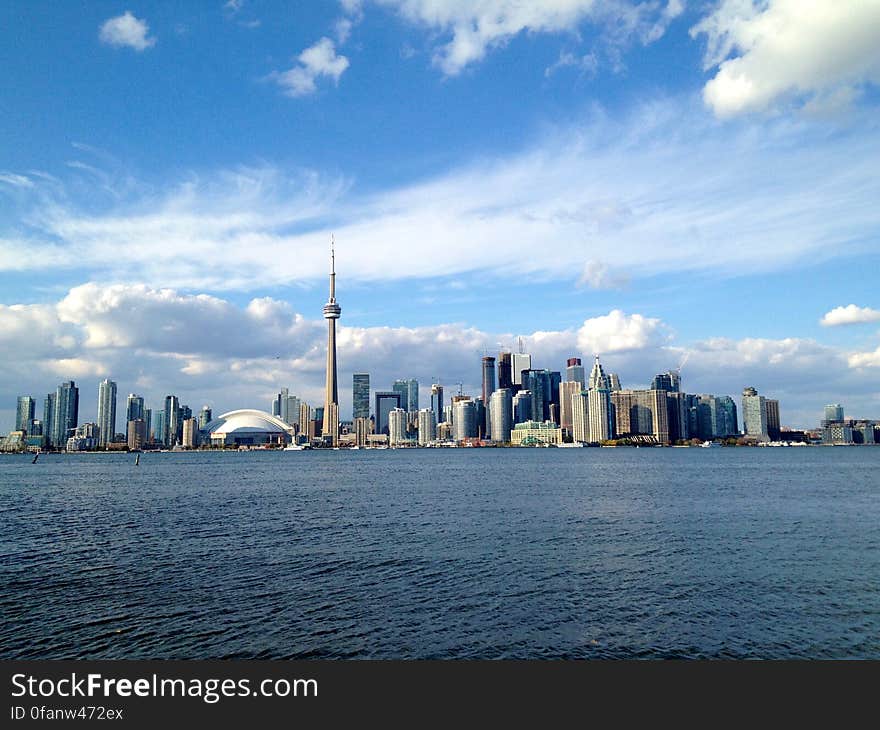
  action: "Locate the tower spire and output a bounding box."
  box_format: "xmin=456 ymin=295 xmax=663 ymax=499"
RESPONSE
xmin=329 ymin=234 xmax=336 ymax=302
xmin=322 ymin=235 xmax=342 ymax=445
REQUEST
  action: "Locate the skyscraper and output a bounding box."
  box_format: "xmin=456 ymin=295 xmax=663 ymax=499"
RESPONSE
xmin=353 ymin=373 xmax=370 ymax=420
xmin=489 ymin=388 xmax=513 ymax=443
xmin=374 ymin=391 xmax=402 ymax=436
xmin=558 ymin=381 xmax=581 ymax=436
xmin=198 ymin=405 xmax=213 ymax=431
xmin=273 ymin=387 xmax=290 ymax=423
xmin=522 ymin=369 xmax=552 ymax=421
xmin=164 ymin=395 xmax=180 ymax=447
xmin=741 ymin=387 xmax=768 ymax=440
xmin=430 ymin=383 xmax=444 ymax=424
xmin=16 ymin=396 xmax=35 ymax=432
xmin=125 ymin=394 xmax=144 ymax=423
xmin=97 ymin=379 xmax=117 ymax=449
xmin=498 ymin=352 xmax=513 ymax=391
xmin=587 ymin=357 xmax=613 ymax=442
xmin=565 ymin=358 xmax=585 ymax=388
xmin=43 ymin=392 xmax=55 ymax=447
xmin=512 ymin=390 xmax=532 ymax=425
xmin=765 ymin=398 xmax=781 ymax=440
xmin=389 ymin=408 xmax=407 ymax=446
xmin=322 ymin=238 xmax=342 ymax=442
xmin=453 ymin=399 xmax=477 ymax=441
xmin=481 ymin=356 xmax=496 ymax=404
xmin=52 ymin=381 xmax=79 ymax=448
xmin=512 ymin=353 xmax=531 ymax=387
xmin=393 ymin=379 xmax=418 ymax=413
xmin=417 ymin=409 xmax=436 ymax=445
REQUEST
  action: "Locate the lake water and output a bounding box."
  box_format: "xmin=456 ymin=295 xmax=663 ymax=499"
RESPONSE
xmin=1 ymin=447 xmax=878 ymax=659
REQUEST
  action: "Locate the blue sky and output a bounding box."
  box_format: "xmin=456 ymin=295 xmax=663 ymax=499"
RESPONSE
xmin=2 ymin=0 xmax=880 ymax=430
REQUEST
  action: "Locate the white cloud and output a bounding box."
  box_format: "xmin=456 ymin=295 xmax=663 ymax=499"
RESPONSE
xmin=545 ymin=50 xmax=599 ymax=78
xmin=0 ymin=173 xmax=34 ymax=188
xmin=99 ymin=11 xmax=156 ymax=52
xmin=2 ymin=284 xmax=880 ymax=430
xmin=691 ymin=0 xmax=880 ymax=117
xmin=576 ymin=310 xmax=666 ymax=354
xmin=820 ymin=305 xmax=880 ymax=327
xmin=1 ymin=100 xmax=878 ymax=292
xmin=370 ymin=0 xmax=682 ymax=75
xmin=276 ymin=38 xmax=350 ymax=97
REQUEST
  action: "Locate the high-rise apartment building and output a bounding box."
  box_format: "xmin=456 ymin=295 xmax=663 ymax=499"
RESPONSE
xmin=353 ymin=373 xmax=370 ymax=420
xmin=182 ymin=418 xmax=198 ymax=448
xmin=127 ymin=419 xmax=146 ymax=451
xmin=125 ymin=394 xmax=144 ymax=423
xmin=511 ymin=353 xmax=531 ymax=387
xmin=52 ymin=381 xmax=79 ymax=448
xmin=163 ymin=395 xmax=180 ymax=447
xmin=498 ymin=352 xmax=513 ymax=391
xmin=16 ymin=396 xmax=35 ymax=432
xmin=489 ymin=389 xmax=513 ymax=443
xmin=453 ymin=399 xmax=477 ymax=441
xmin=417 ymin=409 xmax=436 ymax=445
xmin=558 ymin=381 xmax=581 ymax=436
xmin=742 ymin=387 xmax=769 ymax=441
xmin=389 ymin=408 xmax=407 ymax=446
xmin=430 ymin=384 xmax=444 ymax=424
xmin=97 ymin=379 xmax=117 ymax=448
xmin=824 ymin=404 xmax=844 ymax=425
xmin=43 ymin=392 xmax=55 ymax=447
xmin=198 ymin=405 xmax=212 ymax=431
xmin=512 ymin=390 xmax=532 ymax=425
xmin=765 ymin=399 xmax=781 ymax=440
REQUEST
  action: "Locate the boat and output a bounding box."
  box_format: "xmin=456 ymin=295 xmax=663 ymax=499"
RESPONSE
xmin=283 ymin=443 xmax=307 ymax=451
xmin=556 ymin=442 xmax=585 ymax=448
xmin=701 ymin=440 xmax=721 ymax=448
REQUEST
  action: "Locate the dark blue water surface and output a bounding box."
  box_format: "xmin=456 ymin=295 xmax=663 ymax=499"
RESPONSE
xmin=1 ymin=447 xmax=878 ymax=659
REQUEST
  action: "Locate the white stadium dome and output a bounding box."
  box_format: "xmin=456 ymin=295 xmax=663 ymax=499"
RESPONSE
xmin=203 ymin=409 xmax=294 ymax=446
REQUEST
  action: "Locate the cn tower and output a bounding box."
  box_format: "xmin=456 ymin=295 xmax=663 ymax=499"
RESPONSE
xmin=322 ymin=236 xmax=341 ymax=442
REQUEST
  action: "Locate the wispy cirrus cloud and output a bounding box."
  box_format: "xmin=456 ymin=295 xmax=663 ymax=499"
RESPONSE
xmin=1 ymin=99 xmax=877 ymax=294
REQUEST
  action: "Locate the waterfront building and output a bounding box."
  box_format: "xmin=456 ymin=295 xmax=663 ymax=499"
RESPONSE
xmin=823 ymin=423 xmax=853 ymax=445
xmin=16 ymin=396 xmax=35 ymax=432
xmin=392 ymin=380 xmax=410 ymax=412
xmin=198 ymin=405 xmax=212 ymax=432
xmin=482 ymin=356 xmax=496 ymax=436
xmin=126 ymin=394 xmax=144 ymax=423
xmin=712 ymin=395 xmax=738 ymax=438
xmin=489 ymin=389 xmax=513 ymax=443
xmin=510 ymin=420 xmax=563 ymax=446
xmin=610 ymin=388 xmax=667 ymax=443
xmin=52 ymin=381 xmax=79 ymax=449
xmin=389 ymin=407 xmax=408 ymax=446
xmin=453 ymin=399 xmax=477 ymax=441
xmin=666 ymin=391 xmax=689 ymax=442
xmin=164 ymin=395 xmax=180 ymax=447
xmin=67 ymin=422 xmax=99 ymax=452
xmin=742 ymin=387 xmax=769 ymax=441
xmin=587 ymin=387 xmax=613 ymax=442
xmin=43 ymin=393 xmax=55 ymax=448
xmin=417 ymin=409 xmax=436 ymax=445
xmin=559 ymin=381 xmax=581 ymax=436
xmin=322 ymin=239 xmax=342 ymax=442
xmin=182 ymin=417 xmax=198 ymax=448
xmin=354 ymin=416 xmax=372 ymax=447
xmin=374 ymin=391 xmax=402 ymax=436
xmin=154 ymin=410 xmax=166 ymax=446
xmin=203 ymin=410 xmax=294 ymax=447
xmin=437 ymin=421 xmax=453 ymax=442
xmin=430 ymin=383 xmax=444 ymax=425
xmin=272 ymin=387 xmax=290 ymax=423
xmin=766 ymin=399 xmax=781 ymax=440
xmin=565 ymin=358 xmax=585 ymax=388
xmin=392 ymin=378 xmax=419 ymax=414
xmin=571 ymin=391 xmax=588 ymax=443
xmin=127 ymin=419 xmax=146 ymax=451
xmin=512 ymin=390 xmax=533 ymax=425
xmin=353 ymin=373 xmax=370 ymax=420
xmin=299 ymin=403 xmax=313 ymax=441
xmin=144 ymin=408 xmax=152 ymax=442
xmin=97 ymin=379 xmax=117 ymax=449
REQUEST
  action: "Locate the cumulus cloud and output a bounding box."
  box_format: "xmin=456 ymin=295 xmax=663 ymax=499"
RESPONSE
xmin=275 ymin=38 xmax=350 ymax=97
xmin=4 ymin=283 xmax=877 ymax=430
xmin=99 ymin=11 xmax=156 ymax=52
xmin=691 ymin=0 xmax=880 ymax=117
xmin=368 ymin=0 xmax=682 ymax=75
xmin=820 ymin=304 xmax=880 ymax=327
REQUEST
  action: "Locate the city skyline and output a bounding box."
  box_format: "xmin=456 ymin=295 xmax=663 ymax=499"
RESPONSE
xmin=2 ymin=2 xmax=880 ymax=431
